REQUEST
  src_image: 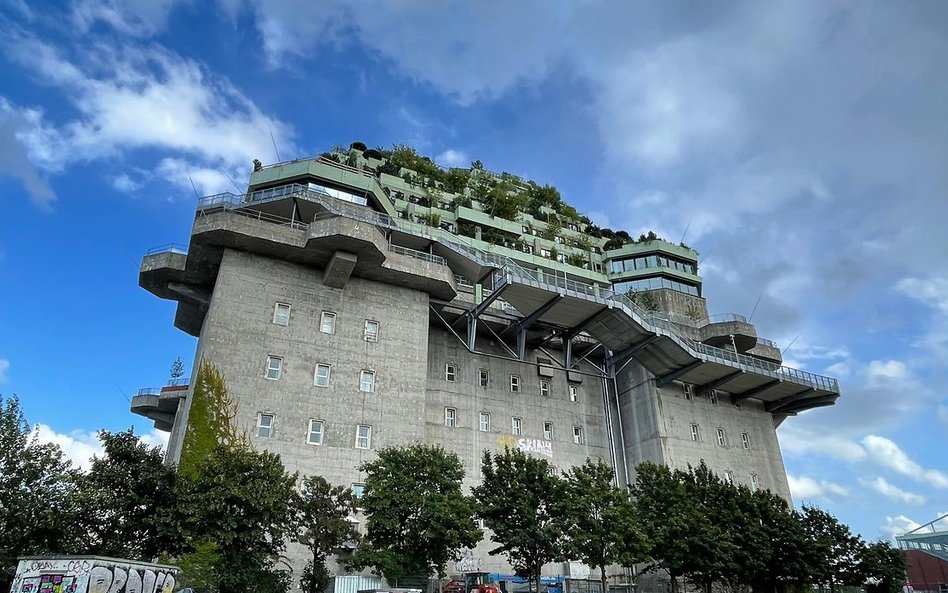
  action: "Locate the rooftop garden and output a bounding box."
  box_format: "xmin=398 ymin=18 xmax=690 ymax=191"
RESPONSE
xmin=319 ymin=142 xmax=695 ymax=255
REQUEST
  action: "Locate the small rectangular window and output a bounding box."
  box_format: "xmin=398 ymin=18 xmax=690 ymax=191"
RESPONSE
xmin=684 ymin=384 xmax=694 ymax=400
xmin=510 ymin=375 xmax=521 ymax=393
xmin=273 ymin=303 xmax=291 ymax=326
xmin=479 ymin=412 xmax=491 ymax=432
xmin=690 ymin=424 xmax=700 ymax=442
xmin=364 ymin=320 xmax=380 ymax=342
xmin=307 ymin=419 xmax=323 ymax=445
xmin=741 ymin=432 xmax=750 ymax=449
xmin=569 ymin=385 xmax=578 ymax=402
xmin=444 ymin=407 xmax=457 ymax=428
xmin=512 ymin=417 xmax=523 ymax=436
xmin=356 ymin=425 xmax=371 ymax=449
xmin=314 ymin=364 xmax=331 ymax=387
xmin=265 ymin=356 xmax=283 ymax=380
xmin=479 ymin=368 xmax=490 ymax=387
xmin=724 ymin=470 xmax=733 ymax=485
xmin=717 ymin=427 xmax=726 ymax=447
xmin=445 ymin=363 xmax=457 ymax=382
xmin=360 ymin=370 xmax=376 ymax=393
xmin=540 ymin=380 xmax=550 ymax=397
xmin=572 ymin=426 xmax=583 ymax=444
xmin=257 ymin=414 xmax=273 ymax=438
xmin=709 ymin=389 xmax=718 ymax=405
xmin=352 ymin=483 xmax=365 ymax=498
xmin=751 ymin=474 xmax=759 ymax=491
xmin=543 ymin=422 xmax=554 ymax=441
xmin=320 ymin=311 xmax=336 ymax=335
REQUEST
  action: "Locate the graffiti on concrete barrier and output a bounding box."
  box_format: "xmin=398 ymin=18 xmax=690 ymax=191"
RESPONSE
xmin=12 ymin=558 xmax=178 ymax=593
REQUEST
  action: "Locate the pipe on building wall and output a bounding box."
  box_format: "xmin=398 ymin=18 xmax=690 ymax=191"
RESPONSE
xmin=600 ymin=373 xmax=620 ymax=486
xmin=610 ymin=371 xmax=630 ymax=485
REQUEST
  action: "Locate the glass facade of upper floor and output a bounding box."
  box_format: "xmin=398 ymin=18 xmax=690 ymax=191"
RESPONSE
xmin=613 ymin=276 xmax=700 ymax=296
xmin=608 ymin=254 xmax=696 ymax=276
xmin=250 ymin=182 xmax=369 ymax=207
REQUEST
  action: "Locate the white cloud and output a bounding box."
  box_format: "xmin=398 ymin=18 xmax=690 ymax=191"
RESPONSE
xmin=0 ymin=358 xmax=8 ymax=382
xmin=32 ymin=424 xmax=169 ymax=472
xmin=2 ymin=33 xmax=295 ymax=202
xmin=778 ymin=424 xmax=867 ymax=463
xmin=110 ymin=173 xmax=143 ymax=193
xmin=435 ymin=149 xmax=468 ymax=168
xmin=880 ymin=512 xmax=948 ymax=539
xmin=0 ymin=99 xmax=57 ymax=208
xmin=864 ymin=476 xmax=927 ymax=506
xmin=70 ymin=0 xmax=185 ymax=37
xmin=865 ymin=360 xmax=910 ymax=387
xmin=787 ymin=474 xmax=849 ymax=502
xmin=862 ymin=435 xmax=948 ymax=489
xmin=896 ymin=277 xmax=948 ymax=314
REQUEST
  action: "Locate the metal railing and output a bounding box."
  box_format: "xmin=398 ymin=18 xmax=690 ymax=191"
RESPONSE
xmin=757 ymin=337 xmax=778 ymax=349
xmin=136 ymin=387 xmax=161 ymax=396
xmin=146 ymin=243 xmax=188 ymax=256
xmin=388 ymin=244 xmax=448 ymax=266
xmin=167 ymin=376 xmax=191 ymax=387
xmin=185 ymin=183 xmax=836 ymax=393
xmin=707 ymin=313 xmax=749 ymax=324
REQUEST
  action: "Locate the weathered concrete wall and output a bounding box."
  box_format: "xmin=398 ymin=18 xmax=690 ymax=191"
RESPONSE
xmin=11 ymin=557 xmax=178 ymax=593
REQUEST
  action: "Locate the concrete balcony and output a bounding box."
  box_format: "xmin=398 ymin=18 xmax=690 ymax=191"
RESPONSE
xmin=131 ymin=378 xmax=189 ymax=432
xmin=697 ymin=314 xmax=758 ymax=352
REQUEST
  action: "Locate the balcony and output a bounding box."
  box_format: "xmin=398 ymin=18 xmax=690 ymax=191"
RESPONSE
xmin=130 ymin=377 xmax=190 ymax=432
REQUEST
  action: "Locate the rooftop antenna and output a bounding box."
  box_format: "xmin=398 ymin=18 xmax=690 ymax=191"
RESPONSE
xmin=748 ymin=289 xmax=764 ymax=322
xmin=185 ymin=165 xmax=199 ymax=199
xmin=679 ymin=217 xmax=693 ymax=245
xmin=222 ymin=169 xmax=243 ymax=194
xmin=268 ymin=125 xmax=282 ymax=162
xmin=782 ymin=335 xmax=799 ymax=356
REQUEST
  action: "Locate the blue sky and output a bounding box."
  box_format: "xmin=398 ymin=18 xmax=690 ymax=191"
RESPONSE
xmin=1 ymin=0 xmax=947 ymax=540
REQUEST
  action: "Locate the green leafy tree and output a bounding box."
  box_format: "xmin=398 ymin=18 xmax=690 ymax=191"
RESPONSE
xmin=858 ymin=540 xmax=906 ymax=593
xmin=474 ymin=448 xmax=569 ymax=592
xmin=80 ymin=429 xmax=184 ymax=560
xmin=182 ymin=443 xmax=298 ymax=593
xmin=178 ymin=359 xmax=246 ymax=479
xmin=170 ymin=356 xmax=185 ymax=381
xmin=679 ymin=464 xmax=739 ymax=593
xmin=738 ymin=488 xmax=811 ymax=593
xmin=562 ymin=460 xmax=646 ymax=593
xmin=0 ymin=395 xmax=82 ymax=585
xmin=801 ymin=506 xmax=864 ymax=593
xmin=295 ymin=476 xmax=361 ymax=593
xmin=351 ymin=445 xmax=481 ymax=587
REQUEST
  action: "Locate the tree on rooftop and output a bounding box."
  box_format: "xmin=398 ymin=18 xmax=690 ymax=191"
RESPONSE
xmin=350 ymin=444 xmax=481 ymax=589
xmin=473 ymin=448 xmax=569 ymax=593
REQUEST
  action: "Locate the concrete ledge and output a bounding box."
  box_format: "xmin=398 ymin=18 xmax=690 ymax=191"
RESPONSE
xmin=324 ymin=251 xmax=358 ymax=288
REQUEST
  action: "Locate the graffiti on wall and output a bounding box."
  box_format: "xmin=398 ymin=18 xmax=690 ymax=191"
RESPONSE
xmin=497 ymin=436 xmax=554 ymax=459
xmin=12 ymin=559 xmax=178 ymax=593
xmin=455 ymin=548 xmax=481 ymax=573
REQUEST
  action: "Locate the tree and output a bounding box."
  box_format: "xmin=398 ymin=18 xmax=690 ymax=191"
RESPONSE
xmin=474 ymin=448 xmax=569 ymax=592
xmin=182 ymin=443 xmax=298 ymax=593
xmin=351 ymin=445 xmax=481 ymax=588
xmin=858 ymin=540 xmax=906 ymax=593
xmin=738 ymin=489 xmax=811 ymax=593
xmin=0 ymin=395 xmax=82 ymax=586
xmin=295 ymin=476 xmax=361 ymax=593
xmin=562 ymin=460 xmax=646 ymax=593
xmin=801 ymin=506 xmax=864 ymax=593
xmin=178 ymin=359 xmax=247 ymax=479
xmin=170 ymin=357 xmax=185 ymax=382
xmin=80 ymin=429 xmax=184 ymax=560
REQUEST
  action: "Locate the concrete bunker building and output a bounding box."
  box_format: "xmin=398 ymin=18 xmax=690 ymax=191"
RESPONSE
xmin=132 ymin=144 xmax=841 ymax=581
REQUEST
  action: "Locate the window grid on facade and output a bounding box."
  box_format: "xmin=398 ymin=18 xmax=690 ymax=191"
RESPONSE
xmin=510 ymin=374 xmax=521 ymax=393
xmin=360 ymin=370 xmax=376 ymax=393
xmin=569 ymin=385 xmax=578 ymax=402
xmin=444 ymin=407 xmax=457 ymax=428
xmin=364 ymin=320 xmax=380 ymax=342
xmin=691 ymin=424 xmax=700 ymax=442
xmin=741 ymin=432 xmax=750 ymax=449
xmin=543 ymin=422 xmax=554 ymax=441
xmin=540 ymin=380 xmax=550 ymax=397
xmin=573 ymin=426 xmax=583 ymax=444
xmin=352 ymin=483 xmax=365 ymax=498
xmin=314 ymin=364 xmax=331 ymax=387
xmin=257 ymin=414 xmax=273 ymax=438
xmin=307 ymin=419 xmax=324 ymax=445
xmin=320 ymin=311 xmax=336 ymax=334
xmin=445 ymin=363 xmax=457 ymax=382
xmin=512 ymin=417 xmax=523 ymax=436
xmin=265 ymin=356 xmax=282 ymax=380
xmin=273 ymin=302 xmax=290 ymax=326
xmin=479 ymin=368 xmax=490 ymax=387
xmin=716 ymin=427 xmax=726 ymax=447
xmin=356 ymin=425 xmax=371 ymax=449
xmin=479 ymin=412 xmax=491 ymax=432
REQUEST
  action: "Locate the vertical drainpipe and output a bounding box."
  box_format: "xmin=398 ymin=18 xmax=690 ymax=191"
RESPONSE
xmin=610 ymin=364 xmax=630 ymax=485
xmin=601 ymin=373 xmax=620 ymax=486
